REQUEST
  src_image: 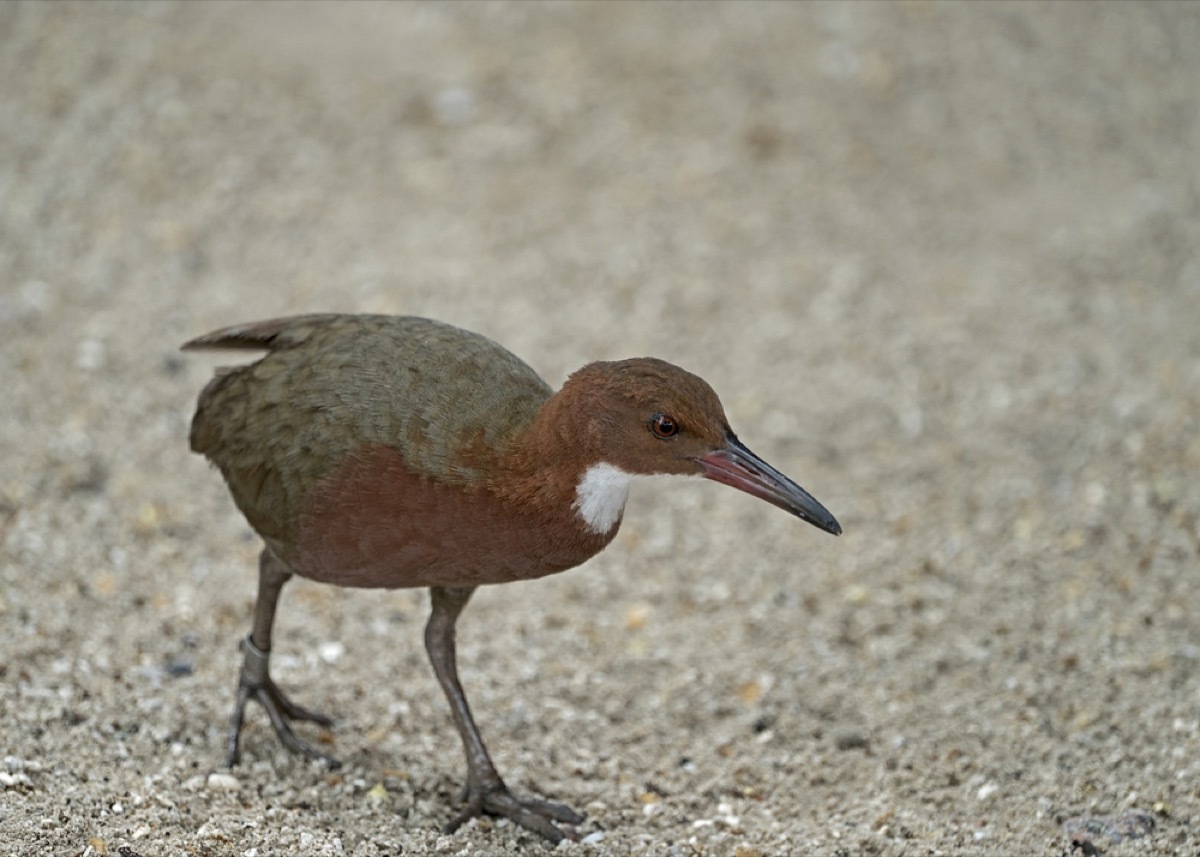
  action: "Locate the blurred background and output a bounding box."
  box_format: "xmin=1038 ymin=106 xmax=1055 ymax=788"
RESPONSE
xmin=1 ymin=2 xmax=1198 ymax=854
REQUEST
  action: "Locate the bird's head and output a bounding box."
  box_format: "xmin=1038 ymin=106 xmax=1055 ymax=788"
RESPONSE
xmin=559 ymin=358 xmax=841 ymax=536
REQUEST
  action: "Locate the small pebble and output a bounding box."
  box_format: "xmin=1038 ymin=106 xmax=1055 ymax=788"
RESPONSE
xmin=76 ymin=339 xmax=107 ymax=371
xmin=433 ymin=87 xmax=476 ymax=124
xmin=319 ymin=641 xmax=345 ymax=664
xmin=206 ymin=772 xmax=241 ymax=791
xmin=624 ymin=604 xmax=651 ymax=630
xmin=581 ymin=831 xmax=606 ymax=845
xmin=844 ymin=583 xmax=871 ymax=604
xmin=835 ymin=730 xmax=869 ymax=750
xmin=752 ymin=714 xmax=775 ymax=734
xmin=737 ymin=680 xmax=763 ymax=705
xmin=165 ymin=658 xmax=194 ymax=677
xmin=1062 ymin=811 xmax=1155 ymax=847
xmin=196 ymin=821 xmax=222 ymax=839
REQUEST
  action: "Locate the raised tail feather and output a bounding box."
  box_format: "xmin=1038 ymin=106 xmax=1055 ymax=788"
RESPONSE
xmin=181 ymin=314 xmax=339 ymax=352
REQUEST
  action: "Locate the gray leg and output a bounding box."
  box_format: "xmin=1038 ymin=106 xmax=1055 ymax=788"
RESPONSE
xmin=226 ymin=548 xmax=339 ymax=769
xmin=425 ymin=586 xmax=584 ymax=843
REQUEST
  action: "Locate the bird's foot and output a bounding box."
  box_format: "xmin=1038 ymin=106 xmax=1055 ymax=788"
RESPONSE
xmin=226 ymin=635 xmax=340 ymax=769
xmin=445 ymin=782 xmax=585 ymax=844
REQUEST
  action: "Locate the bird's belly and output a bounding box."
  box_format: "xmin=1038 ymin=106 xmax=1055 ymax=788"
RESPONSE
xmin=290 ymin=444 xmax=610 ymax=589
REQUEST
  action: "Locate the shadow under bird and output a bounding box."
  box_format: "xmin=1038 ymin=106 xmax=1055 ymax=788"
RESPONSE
xmin=184 ymin=313 xmax=840 ymax=843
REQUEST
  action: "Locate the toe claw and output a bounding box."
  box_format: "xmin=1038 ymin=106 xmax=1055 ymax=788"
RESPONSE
xmin=510 ymin=794 xmax=585 ymax=826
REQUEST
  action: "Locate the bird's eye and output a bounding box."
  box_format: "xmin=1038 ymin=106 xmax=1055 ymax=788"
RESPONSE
xmin=650 ymin=413 xmax=679 ymax=439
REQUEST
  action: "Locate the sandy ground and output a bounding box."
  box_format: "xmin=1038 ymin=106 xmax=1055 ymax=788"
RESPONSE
xmin=2 ymin=2 xmax=1199 ymax=855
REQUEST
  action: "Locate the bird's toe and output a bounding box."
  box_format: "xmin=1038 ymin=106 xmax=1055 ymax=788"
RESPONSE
xmin=445 ymin=784 xmax=585 ymax=843
xmin=226 ymin=675 xmax=340 ymax=769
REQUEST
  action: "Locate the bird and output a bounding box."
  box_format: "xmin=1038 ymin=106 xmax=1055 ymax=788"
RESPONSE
xmin=183 ymin=313 xmax=840 ymax=843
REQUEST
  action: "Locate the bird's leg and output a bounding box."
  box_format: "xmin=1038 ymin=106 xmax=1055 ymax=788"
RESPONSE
xmin=226 ymin=548 xmax=339 ymax=769
xmin=425 ymin=586 xmax=584 ymax=843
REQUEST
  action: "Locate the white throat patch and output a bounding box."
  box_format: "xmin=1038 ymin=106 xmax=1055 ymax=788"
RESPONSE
xmin=573 ymin=463 xmax=634 ymax=535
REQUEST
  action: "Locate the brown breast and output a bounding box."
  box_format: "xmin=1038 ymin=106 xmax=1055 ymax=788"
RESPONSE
xmin=289 ymin=443 xmax=616 ymax=588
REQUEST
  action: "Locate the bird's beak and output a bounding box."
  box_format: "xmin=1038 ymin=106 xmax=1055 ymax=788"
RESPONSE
xmin=697 ymin=435 xmax=841 ymax=535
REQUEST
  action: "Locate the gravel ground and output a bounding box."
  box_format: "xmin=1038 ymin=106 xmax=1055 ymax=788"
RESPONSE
xmin=2 ymin=2 xmax=1199 ymax=855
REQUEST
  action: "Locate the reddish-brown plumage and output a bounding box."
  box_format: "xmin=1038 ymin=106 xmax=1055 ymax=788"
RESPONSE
xmin=184 ymin=313 xmax=840 ymax=844
xmin=293 ymin=442 xmax=614 ymax=588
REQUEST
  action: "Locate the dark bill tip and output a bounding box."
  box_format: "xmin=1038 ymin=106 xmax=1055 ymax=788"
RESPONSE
xmin=696 ymin=436 xmax=841 ymax=536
